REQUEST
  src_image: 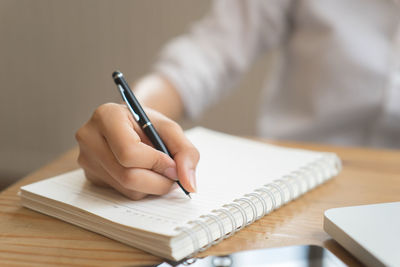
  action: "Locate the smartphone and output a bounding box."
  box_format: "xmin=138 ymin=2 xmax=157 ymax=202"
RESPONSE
xmin=154 ymin=245 xmax=346 ymax=267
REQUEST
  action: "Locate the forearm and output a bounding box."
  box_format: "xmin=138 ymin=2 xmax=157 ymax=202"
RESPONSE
xmin=132 ymin=74 xmax=184 ymax=121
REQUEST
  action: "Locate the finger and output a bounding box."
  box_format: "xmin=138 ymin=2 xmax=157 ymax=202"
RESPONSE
xmin=82 ymin=126 xmax=175 ymax=195
xmin=77 ymin=149 xmax=110 ymax=187
xmin=78 ymin=146 xmax=150 ymax=200
xmin=147 ymin=111 xmax=199 ymax=193
xmin=84 ymin=169 xmax=148 ymax=200
xmin=93 ymin=103 xmax=178 ymax=180
xmin=173 ymin=149 xmax=199 ymax=193
xmin=116 ymin=168 xmax=175 ymax=195
xmin=83 ymin=169 xmax=108 ymax=187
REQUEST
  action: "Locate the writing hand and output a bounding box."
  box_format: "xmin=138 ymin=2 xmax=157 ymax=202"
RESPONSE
xmin=75 ymin=103 xmax=199 ymax=200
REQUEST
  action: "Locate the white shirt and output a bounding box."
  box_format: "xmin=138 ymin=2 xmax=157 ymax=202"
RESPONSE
xmin=155 ymin=0 xmax=400 ymax=148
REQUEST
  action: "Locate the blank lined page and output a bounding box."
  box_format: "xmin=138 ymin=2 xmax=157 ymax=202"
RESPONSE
xmin=20 ymin=128 xmax=325 ymax=236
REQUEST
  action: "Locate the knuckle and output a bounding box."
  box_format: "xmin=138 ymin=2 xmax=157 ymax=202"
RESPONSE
xmin=75 ymin=127 xmax=87 ymax=143
xmin=165 ymin=120 xmax=182 ymax=133
xmin=75 ymin=130 xmax=82 ymax=143
xmin=157 ymin=117 xmax=181 ymax=133
xmin=92 ymin=103 xmax=117 ymax=122
xmin=93 ymin=105 xmax=106 ymax=120
xmin=152 ymin=153 xmax=167 ymax=172
xmin=131 ymin=134 xmax=141 ymax=144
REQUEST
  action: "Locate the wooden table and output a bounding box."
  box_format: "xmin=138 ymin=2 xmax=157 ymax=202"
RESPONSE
xmin=1 ymin=141 xmax=399 ymax=266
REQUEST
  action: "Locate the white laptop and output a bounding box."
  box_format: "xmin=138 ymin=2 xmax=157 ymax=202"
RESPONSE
xmin=324 ymin=202 xmax=400 ymax=267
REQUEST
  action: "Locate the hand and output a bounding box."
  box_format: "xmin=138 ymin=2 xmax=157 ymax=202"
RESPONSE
xmin=75 ymin=103 xmax=199 ymax=200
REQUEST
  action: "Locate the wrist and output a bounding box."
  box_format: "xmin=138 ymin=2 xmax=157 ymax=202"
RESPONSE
xmin=132 ymin=74 xmax=184 ymax=121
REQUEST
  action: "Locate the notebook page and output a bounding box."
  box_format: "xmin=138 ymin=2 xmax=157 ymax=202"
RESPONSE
xmin=20 ymin=127 xmax=325 ymax=237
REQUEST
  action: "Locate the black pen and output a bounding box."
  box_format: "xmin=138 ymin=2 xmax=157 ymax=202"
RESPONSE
xmin=112 ymin=71 xmax=191 ymax=198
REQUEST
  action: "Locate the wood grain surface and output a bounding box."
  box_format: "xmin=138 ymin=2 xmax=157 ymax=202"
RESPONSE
xmin=0 ymin=141 xmax=399 ymax=266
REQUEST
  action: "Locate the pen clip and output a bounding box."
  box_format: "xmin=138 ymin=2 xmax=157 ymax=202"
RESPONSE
xmin=117 ymin=85 xmax=140 ymax=122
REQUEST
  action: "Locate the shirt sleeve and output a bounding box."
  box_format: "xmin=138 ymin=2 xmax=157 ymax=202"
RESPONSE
xmin=154 ymin=0 xmax=293 ymax=119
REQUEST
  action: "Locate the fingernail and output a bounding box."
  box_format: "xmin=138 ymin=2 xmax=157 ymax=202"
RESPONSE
xmin=188 ymin=169 xmax=196 ymax=192
xmin=164 ymin=167 xmax=178 ymax=180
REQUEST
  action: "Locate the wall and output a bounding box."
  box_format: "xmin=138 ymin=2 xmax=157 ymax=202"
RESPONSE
xmin=0 ymin=0 xmax=270 ymax=187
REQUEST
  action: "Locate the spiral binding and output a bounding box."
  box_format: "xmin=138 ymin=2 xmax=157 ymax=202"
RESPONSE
xmin=275 ymin=178 xmax=294 ymax=201
xmin=285 ymin=174 xmax=302 ymax=198
xmin=200 ymin=214 xmax=225 ymax=244
xmin=189 ymin=220 xmax=213 ymax=252
xmin=303 ymin=166 xmax=317 ymax=188
xmin=223 ymin=203 xmax=248 ymax=229
xmin=265 ymin=183 xmax=286 ymax=207
xmin=255 ymin=186 xmax=276 ymax=211
xmin=313 ymin=162 xmax=325 ymax=184
xmin=174 ymin=154 xmax=341 ymax=258
xmin=299 ymin=167 xmax=313 ymax=191
xmin=175 ymin=226 xmax=199 ymax=255
xmin=235 ymin=198 xmax=258 ymax=224
xmin=213 ymin=208 xmax=236 ymax=238
xmin=245 ymin=192 xmax=267 ymax=218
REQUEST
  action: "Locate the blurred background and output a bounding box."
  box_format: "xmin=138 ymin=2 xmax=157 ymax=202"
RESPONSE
xmin=0 ymin=0 xmax=274 ymax=189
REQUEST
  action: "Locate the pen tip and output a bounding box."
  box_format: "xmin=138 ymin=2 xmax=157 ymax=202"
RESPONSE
xmin=188 ymin=194 xmax=192 ymax=199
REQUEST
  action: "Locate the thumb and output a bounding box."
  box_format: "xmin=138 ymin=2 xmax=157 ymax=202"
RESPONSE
xmin=174 ymin=147 xmax=200 ymax=193
xmin=154 ymin=150 xmax=180 ymax=180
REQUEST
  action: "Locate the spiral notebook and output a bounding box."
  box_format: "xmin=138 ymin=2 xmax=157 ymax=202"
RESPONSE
xmin=20 ymin=127 xmax=341 ymax=261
